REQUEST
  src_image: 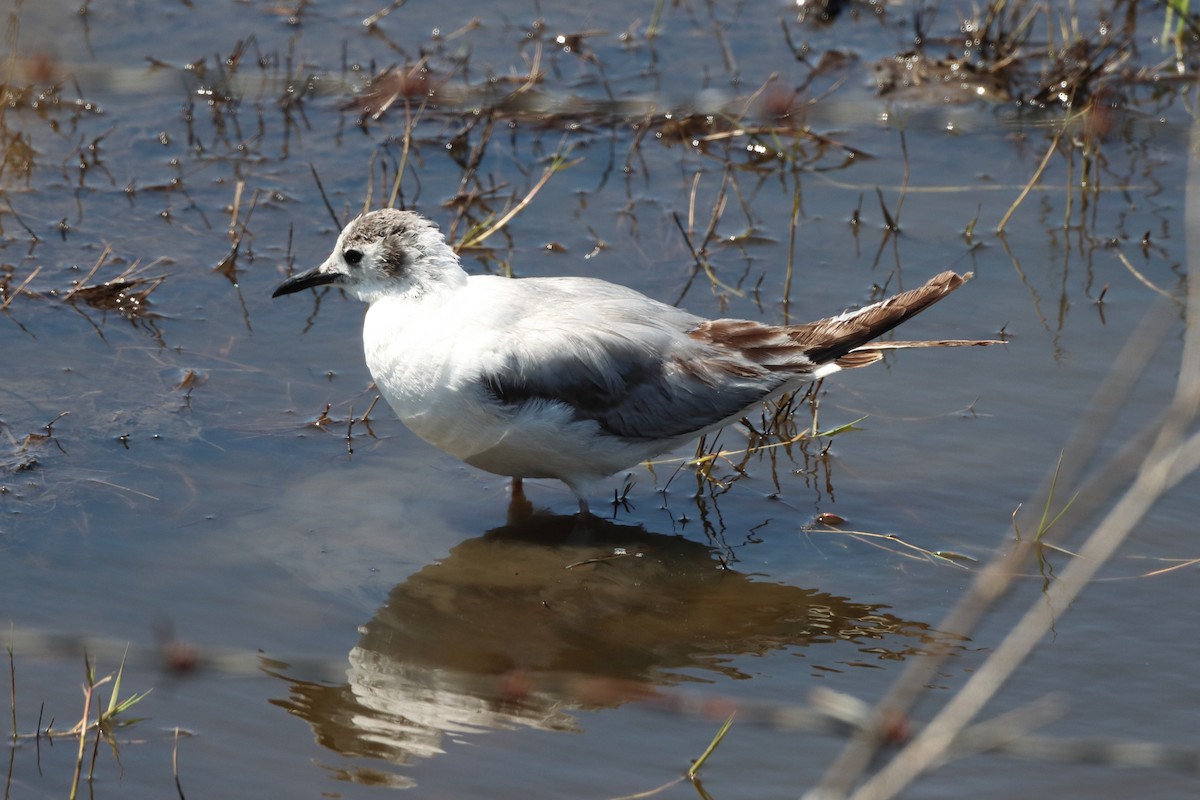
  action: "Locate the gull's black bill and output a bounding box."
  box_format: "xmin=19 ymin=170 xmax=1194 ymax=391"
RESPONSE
xmin=272 ymin=267 xmax=341 ymax=298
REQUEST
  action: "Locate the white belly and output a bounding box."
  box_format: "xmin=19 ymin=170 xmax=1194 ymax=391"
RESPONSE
xmin=361 ymin=291 xmax=671 ymax=492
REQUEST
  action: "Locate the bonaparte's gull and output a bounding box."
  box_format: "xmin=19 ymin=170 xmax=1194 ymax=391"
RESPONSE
xmin=273 ymin=208 xmax=994 ymax=514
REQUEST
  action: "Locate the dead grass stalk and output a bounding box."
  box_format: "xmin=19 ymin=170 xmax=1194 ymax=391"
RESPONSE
xmin=806 ymin=78 xmax=1200 ymax=800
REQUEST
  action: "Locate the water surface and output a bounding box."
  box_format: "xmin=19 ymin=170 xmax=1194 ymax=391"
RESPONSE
xmin=2 ymin=1 xmax=1197 ymax=797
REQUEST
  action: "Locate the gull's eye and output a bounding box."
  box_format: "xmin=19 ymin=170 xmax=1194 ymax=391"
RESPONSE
xmin=344 ymin=249 xmax=363 ymax=266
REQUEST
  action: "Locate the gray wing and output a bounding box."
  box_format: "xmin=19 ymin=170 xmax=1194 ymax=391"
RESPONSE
xmin=476 ymin=278 xmax=793 ymax=440
xmin=474 ymin=270 xmax=984 ymax=440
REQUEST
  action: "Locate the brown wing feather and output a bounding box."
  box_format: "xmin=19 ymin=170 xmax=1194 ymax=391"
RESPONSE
xmin=686 ymin=318 xmax=817 ymax=373
xmin=784 ymin=270 xmax=969 ymax=364
xmin=689 ymin=271 xmax=996 ymax=374
xmin=834 ymin=351 xmax=884 ymax=369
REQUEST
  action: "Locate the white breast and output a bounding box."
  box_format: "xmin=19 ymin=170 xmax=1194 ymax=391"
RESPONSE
xmin=360 ymin=276 xmax=680 ymax=492
xmin=363 ymin=283 xmax=497 ymax=459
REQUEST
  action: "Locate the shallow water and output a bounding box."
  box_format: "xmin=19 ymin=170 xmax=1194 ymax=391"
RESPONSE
xmin=3 ymin=1 xmax=1198 ymax=797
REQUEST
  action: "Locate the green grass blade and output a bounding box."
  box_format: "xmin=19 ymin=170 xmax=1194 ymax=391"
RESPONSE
xmin=686 ymin=711 xmax=734 ymax=780
xmin=817 ymin=416 xmax=868 ymax=437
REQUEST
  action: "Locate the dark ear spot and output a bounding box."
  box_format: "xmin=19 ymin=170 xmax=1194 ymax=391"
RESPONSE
xmin=344 ymin=249 xmax=363 ymax=266
xmin=380 ymin=236 xmax=409 ymax=276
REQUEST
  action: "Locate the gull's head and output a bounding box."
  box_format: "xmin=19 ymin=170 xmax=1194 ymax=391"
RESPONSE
xmin=272 ymin=208 xmax=465 ymax=305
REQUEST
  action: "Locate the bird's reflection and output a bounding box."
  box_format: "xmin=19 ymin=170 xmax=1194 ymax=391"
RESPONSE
xmin=273 ymin=514 xmax=946 ymax=767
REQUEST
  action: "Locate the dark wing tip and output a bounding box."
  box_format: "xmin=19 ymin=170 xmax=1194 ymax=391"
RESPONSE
xmin=797 ymin=271 xmax=971 ymax=358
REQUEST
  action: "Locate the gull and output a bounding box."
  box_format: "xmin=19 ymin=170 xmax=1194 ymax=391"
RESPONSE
xmin=273 ymin=208 xmax=995 ymax=515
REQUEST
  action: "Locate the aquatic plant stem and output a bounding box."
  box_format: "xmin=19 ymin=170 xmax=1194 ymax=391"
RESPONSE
xmin=809 ymin=67 xmax=1200 ymax=800
xmin=996 ymin=128 xmax=1062 ymax=234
